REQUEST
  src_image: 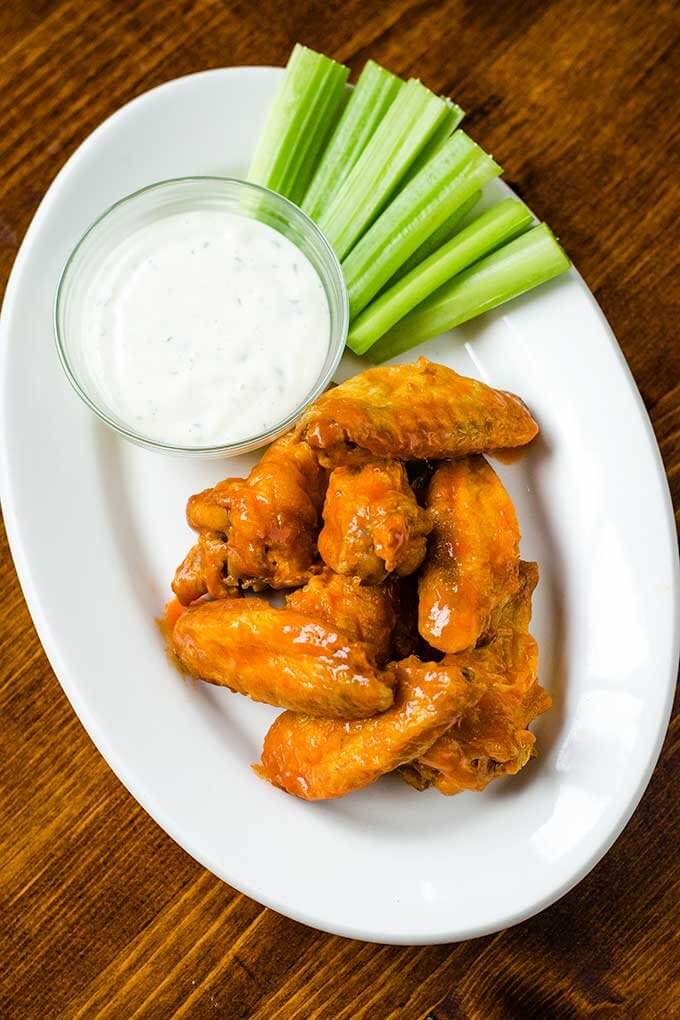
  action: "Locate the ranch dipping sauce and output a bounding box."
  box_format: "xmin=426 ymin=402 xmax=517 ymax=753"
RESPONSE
xmin=78 ymin=209 xmax=331 ymax=447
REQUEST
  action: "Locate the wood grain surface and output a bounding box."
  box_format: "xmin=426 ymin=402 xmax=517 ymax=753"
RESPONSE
xmin=1 ymin=1 xmax=679 ymax=1016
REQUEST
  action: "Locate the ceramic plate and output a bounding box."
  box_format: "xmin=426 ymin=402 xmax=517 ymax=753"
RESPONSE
xmin=1 ymin=68 xmax=677 ymax=944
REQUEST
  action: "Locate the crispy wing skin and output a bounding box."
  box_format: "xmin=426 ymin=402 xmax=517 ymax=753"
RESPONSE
xmin=286 ymin=568 xmax=398 ymax=666
xmin=408 ymin=562 xmax=551 ymax=794
xmin=185 ymin=476 xmax=238 ymax=535
xmin=172 ymin=432 xmax=327 ymax=602
xmin=318 ymin=460 xmax=431 ymax=583
xmin=297 ymin=357 xmax=538 ymax=461
xmin=419 ymin=456 xmax=520 ymax=653
xmin=255 ymin=656 xmax=484 ymax=800
xmin=172 ymin=597 xmax=395 ymax=718
xmin=171 ymin=531 xmax=239 ymax=604
xmin=172 ymin=540 xmax=209 ymax=605
xmin=312 ymin=445 xmax=379 ymax=472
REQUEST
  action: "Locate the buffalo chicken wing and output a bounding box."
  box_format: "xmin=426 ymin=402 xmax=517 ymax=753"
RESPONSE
xmin=172 ymin=597 xmax=395 ymax=718
xmin=172 ymin=431 xmax=327 ymax=602
xmin=405 ymin=562 xmax=551 ymax=794
xmin=297 ymin=357 xmax=539 ymax=463
xmin=418 ymin=456 xmax=520 ymax=653
xmin=318 ymin=459 xmax=431 ymax=582
xmin=256 ymin=656 xmax=484 ymax=800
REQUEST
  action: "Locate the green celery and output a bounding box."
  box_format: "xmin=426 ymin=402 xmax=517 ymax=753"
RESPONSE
xmin=301 ymin=61 xmax=403 ymax=221
xmin=348 ymin=199 xmax=532 ymax=355
xmin=342 ymin=131 xmax=501 ymax=319
xmin=391 ymin=190 xmax=481 ymax=283
xmin=248 ymin=44 xmax=349 ymax=205
xmin=317 ymin=79 xmax=451 ymax=259
xmin=368 ymin=223 xmax=571 ymax=362
xmin=401 ymin=97 xmax=465 ymax=184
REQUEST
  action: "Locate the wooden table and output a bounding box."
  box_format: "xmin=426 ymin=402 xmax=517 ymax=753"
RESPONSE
xmin=1 ymin=1 xmax=678 ymax=1016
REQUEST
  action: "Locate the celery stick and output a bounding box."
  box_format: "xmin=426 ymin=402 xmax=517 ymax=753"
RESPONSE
xmin=401 ymin=97 xmax=465 ymax=185
xmin=248 ymin=45 xmax=349 ymax=205
xmin=317 ymin=79 xmax=451 ymax=259
xmin=348 ymin=199 xmax=532 ymax=355
xmin=343 ymin=131 xmax=501 ymax=318
xmin=368 ymin=223 xmax=571 ymax=362
xmin=301 ymin=61 xmax=403 ymax=221
xmin=391 ymin=190 xmax=481 ymax=283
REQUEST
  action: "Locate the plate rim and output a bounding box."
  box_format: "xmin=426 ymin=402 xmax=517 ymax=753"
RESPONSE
xmin=1 ymin=66 xmax=678 ymax=945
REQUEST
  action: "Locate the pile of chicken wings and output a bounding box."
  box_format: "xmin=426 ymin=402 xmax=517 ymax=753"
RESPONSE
xmin=166 ymin=358 xmax=551 ymax=800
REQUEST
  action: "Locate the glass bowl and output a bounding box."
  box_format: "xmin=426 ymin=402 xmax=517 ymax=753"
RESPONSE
xmin=54 ymin=177 xmax=348 ymax=457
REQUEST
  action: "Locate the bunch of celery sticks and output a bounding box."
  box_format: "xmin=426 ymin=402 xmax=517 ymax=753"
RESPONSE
xmin=248 ymin=45 xmax=569 ymax=361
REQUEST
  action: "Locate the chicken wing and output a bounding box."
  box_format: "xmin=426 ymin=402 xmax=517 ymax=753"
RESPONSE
xmin=172 ymin=431 xmax=327 ymax=603
xmin=419 ymin=456 xmax=520 ymax=653
xmin=405 ymin=562 xmax=551 ymax=794
xmin=255 ymin=656 xmax=484 ymax=799
xmin=172 ymin=539 xmax=210 ymax=605
xmin=318 ymin=460 xmax=431 ymax=583
xmin=286 ymin=568 xmax=399 ymax=665
xmin=171 ymin=596 xmax=395 ymax=718
xmin=172 ymin=531 xmax=238 ymax=604
xmin=297 ymin=357 xmax=538 ymax=462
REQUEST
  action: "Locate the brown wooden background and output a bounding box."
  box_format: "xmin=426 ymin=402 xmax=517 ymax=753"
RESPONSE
xmin=1 ymin=1 xmax=679 ymax=1016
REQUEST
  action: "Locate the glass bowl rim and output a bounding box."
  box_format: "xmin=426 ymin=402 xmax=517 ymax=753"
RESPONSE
xmin=53 ymin=175 xmax=349 ymax=455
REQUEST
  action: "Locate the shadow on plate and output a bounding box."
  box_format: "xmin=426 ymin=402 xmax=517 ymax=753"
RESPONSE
xmin=192 ymin=682 xmax=270 ymax=764
xmin=94 ymin=425 xmax=166 ymax=615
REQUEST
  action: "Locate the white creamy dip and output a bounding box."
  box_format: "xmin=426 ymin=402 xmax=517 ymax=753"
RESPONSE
xmin=77 ymin=209 xmax=330 ymax=446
